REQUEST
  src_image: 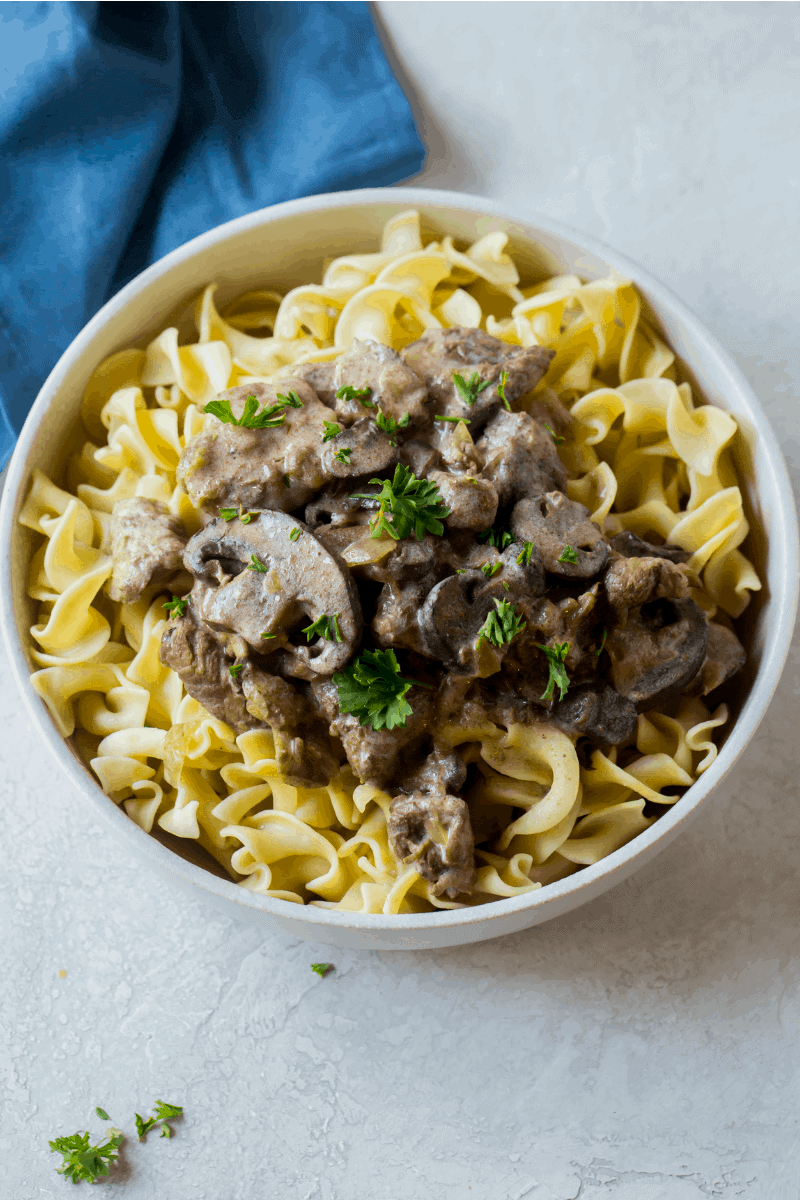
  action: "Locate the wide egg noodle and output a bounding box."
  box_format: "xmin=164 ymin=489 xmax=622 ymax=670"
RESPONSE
xmin=18 ymin=212 xmax=759 ymax=910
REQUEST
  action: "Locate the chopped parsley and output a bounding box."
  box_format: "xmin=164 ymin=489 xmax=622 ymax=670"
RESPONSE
xmin=537 ymin=641 xmax=570 ymax=701
xmin=334 ymin=447 xmax=352 ymax=465
xmin=351 ymin=464 xmax=450 ymax=542
xmin=476 ymin=598 xmax=526 ymax=649
xmin=452 ymin=370 xmax=492 ymax=407
xmin=516 ymin=542 xmax=534 ymax=566
xmin=289 ymin=527 xmax=301 ymax=541
xmin=434 ymin=414 xmax=468 ymax=423
xmin=545 ymin=422 xmax=565 ymax=445
xmin=220 ymin=506 xmax=257 ymax=523
xmin=302 ymin=613 xmax=342 ymax=643
xmin=163 ymin=595 xmax=188 ymax=618
xmin=374 ymin=409 xmax=410 ymax=445
xmin=481 ymin=560 xmax=502 ymax=579
xmin=135 ymin=1101 xmax=183 ymax=1141
xmin=336 ymin=384 xmax=374 ymax=407
xmin=311 ymin=963 xmax=334 ymax=977
xmin=204 ymin=393 xmax=294 ymax=429
xmin=49 ymin=1130 xmax=123 ymax=1184
xmin=247 ymin=554 xmax=268 ymax=573
xmin=322 ymin=420 xmax=341 ymax=443
xmin=595 ymin=626 xmax=608 ymax=657
xmin=229 ymin=664 xmax=243 ymax=679
xmin=334 ymin=648 xmax=430 ymax=732
xmin=558 ymin=545 xmax=579 ymax=565
xmin=260 ymin=631 xmax=276 ymax=640
xmin=497 ymin=368 xmax=510 ymax=411
xmin=479 ymin=526 xmax=514 ymax=552
xmin=95 ymin=1108 xmax=110 ymax=1122
xmin=284 ymin=473 xmax=292 ymax=487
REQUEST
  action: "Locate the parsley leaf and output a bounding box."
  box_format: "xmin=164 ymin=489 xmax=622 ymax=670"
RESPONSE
xmin=136 ymin=1100 xmax=183 ymax=1142
xmin=374 ymin=409 xmax=410 ymax=445
xmin=220 ymin=506 xmax=256 ymax=523
xmin=204 ymin=393 xmax=293 ymax=429
xmin=452 ymin=371 xmax=492 ymax=407
xmin=476 ymin=599 xmax=526 ymax=649
xmin=322 ymin=420 xmax=341 ymax=443
xmin=311 ymin=963 xmax=334 ymax=977
xmin=351 ymin=464 xmax=450 ymax=542
xmin=163 ymin=595 xmax=188 ymax=618
xmin=260 ymin=631 xmax=276 ymax=639
xmin=481 ymin=560 xmax=502 ymax=579
xmin=336 ymin=385 xmax=374 ymax=408
xmin=161 ymin=1124 xmax=173 ymax=1138
xmin=595 ymin=626 xmax=608 ymax=657
xmin=95 ymin=1107 xmax=110 ymax=1122
xmin=497 ymin=368 xmax=510 ymax=411
xmin=247 ymin=554 xmax=268 ymax=573
xmin=302 ymin=613 xmax=342 ymax=643
xmin=334 ymin=648 xmax=430 ymax=731
xmin=479 ymin=526 xmax=514 ymax=552
xmin=289 ymin=527 xmax=301 ymax=542
xmin=537 ymin=641 xmax=570 ymax=701
xmin=135 ymin=1112 xmax=158 ymax=1140
xmin=434 ymin=414 xmax=467 ymax=423
xmin=334 ymin=447 xmax=352 ymax=465
xmin=545 ymin=422 xmax=565 ymax=445
xmin=154 ymin=1101 xmax=183 ymax=1121
xmin=229 ymin=664 xmax=243 ymax=679
xmin=276 ymin=390 xmax=303 ymax=409
xmin=558 ymin=545 xmax=579 ymax=564
xmin=516 ymin=541 xmax=534 ymax=566
xmin=284 ymin=473 xmax=292 ymax=486
xmin=49 ymin=1130 xmax=123 ymax=1184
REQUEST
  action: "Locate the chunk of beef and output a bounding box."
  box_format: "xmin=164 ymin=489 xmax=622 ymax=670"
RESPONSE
xmin=159 ymin=603 xmax=259 ymax=732
xmin=477 ymin=410 xmax=567 ymax=508
xmin=605 ymin=597 xmax=709 ymax=712
xmin=108 ymin=497 xmax=186 ymax=603
xmin=284 ymin=360 xmax=337 ymax=406
xmin=333 ymin=339 xmax=429 ymax=428
xmin=429 ymin=470 xmax=499 ymax=531
xmin=604 ymin=556 xmax=692 ymax=627
xmin=402 ymin=327 xmax=554 ymax=432
xmin=177 ymin=381 xmax=333 ymax=516
xmin=387 ymin=792 xmax=476 ymax=897
xmin=610 ymin=531 xmax=690 ymax=564
xmin=552 ymin=684 xmax=637 ymax=747
xmin=400 ymin=438 xmax=440 ymax=478
xmin=683 ymin=621 xmax=746 ymax=697
xmin=319 ymin=417 xmax=397 ymax=480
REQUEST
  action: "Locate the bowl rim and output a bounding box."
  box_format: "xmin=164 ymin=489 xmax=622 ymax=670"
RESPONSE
xmin=2 ymin=185 xmax=797 ymax=933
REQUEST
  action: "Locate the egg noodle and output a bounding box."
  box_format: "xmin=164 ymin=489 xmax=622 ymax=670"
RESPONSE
xmin=20 ymin=211 xmax=759 ymax=912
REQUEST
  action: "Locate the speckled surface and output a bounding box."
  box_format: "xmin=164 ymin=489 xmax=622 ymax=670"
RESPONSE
xmin=3 ymin=3 xmax=800 ymax=1196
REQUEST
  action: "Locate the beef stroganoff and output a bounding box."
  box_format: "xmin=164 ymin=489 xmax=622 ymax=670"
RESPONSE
xmin=21 ymin=211 xmax=760 ymax=913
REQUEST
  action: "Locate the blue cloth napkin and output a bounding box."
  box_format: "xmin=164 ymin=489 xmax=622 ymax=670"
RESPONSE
xmin=0 ymin=1 xmax=424 ymax=465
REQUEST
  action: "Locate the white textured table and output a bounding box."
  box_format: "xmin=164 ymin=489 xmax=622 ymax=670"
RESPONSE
xmin=3 ymin=4 xmax=800 ymax=1196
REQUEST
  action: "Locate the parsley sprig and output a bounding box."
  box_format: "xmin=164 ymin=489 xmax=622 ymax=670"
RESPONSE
xmin=49 ymin=1130 xmax=123 ymax=1184
xmin=311 ymin=962 xmax=335 ymax=977
xmin=537 ymin=641 xmax=570 ymax=701
xmin=302 ymin=613 xmax=342 ymax=643
xmin=336 ymin=384 xmax=374 ymax=408
xmin=476 ymin=599 xmax=526 ymax=649
xmin=204 ymin=391 xmax=300 ymax=430
xmin=558 ymin=545 xmax=579 ymax=564
xmin=163 ymin=595 xmax=188 ymax=618
xmin=374 ymin=409 xmax=410 ymax=445
xmin=351 ymin=464 xmax=450 ymax=542
xmin=516 ymin=542 xmax=534 ymax=566
xmin=135 ymin=1100 xmax=183 ymax=1141
xmin=229 ymin=664 xmax=243 ymax=679
xmin=322 ymin=420 xmax=341 ymax=443
xmin=334 ymin=447 xmax=352 ymax=465
xmin=481 ymin=560 xmax=501 ymax=579
xmin=479 ymin=526 xmax=514 ymax=552
xmin=334 ymin=648 xmax=430 ymax=731
xmin=452 ymin=371 xmax=492 ymax=407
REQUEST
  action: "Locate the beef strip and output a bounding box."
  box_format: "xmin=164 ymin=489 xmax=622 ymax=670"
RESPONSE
xmin=108 ymin=497 xmax=186 ymax=603
xmin=159 ymin=603 xmax=260 ymax=733
xmin=387 ymin=792 xmax=476 ymax=897
xmin=477 ymin=410 xmax=568 ymax=508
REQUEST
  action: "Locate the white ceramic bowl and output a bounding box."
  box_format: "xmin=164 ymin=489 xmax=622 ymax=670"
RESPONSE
xmin=2 ymin=188 xmax=796 ymax=951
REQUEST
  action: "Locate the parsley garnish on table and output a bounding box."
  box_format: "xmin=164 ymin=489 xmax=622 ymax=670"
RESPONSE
xmin=311 ymin=963 xmax=335 ymax=977
xmin=49 ymin=1129 xmax=123 ymax=1184
xmin=537 ymin=641 xmax=571 ymax=701
xmin=204 ymin=393 xmax=298 ymax=430
xmin=452 ymin=370 xmax=492 ymax=407
xmin=135 ymin=1100 xmax=183 ymax=1141
xmin=351 ymin=464 xmax=450 ymax=542
xmin=476 ymin=599 xmax=526 ymax=648
xmin=334 ymin=648 xmax=430 ymax=731
xmin=302 ymin=613 xmax=342 ymax=643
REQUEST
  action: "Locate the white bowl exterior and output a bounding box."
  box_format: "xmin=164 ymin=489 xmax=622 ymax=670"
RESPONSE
xmin=2 ymin=188 xmax=797 ymax=951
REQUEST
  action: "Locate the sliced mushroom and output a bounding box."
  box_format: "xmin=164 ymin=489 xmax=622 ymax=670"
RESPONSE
xmin=611 ymin=531 xmax=690 ymax=564
xmin=552 ymin=684 xmax=638 ymax=747
xmin=511 ymin=492 xmax=610 ymax=579
xmin=683 ymin=621 xmax=746 ymax=697
xmin=605 ymin=597 xmax=709 ymax=712
xmin=319 ymin=417 xmax=397 ymax=479
xmin=402 ymin=327 xmax=554 ymax=432
xmin=477 ymin=410 xmax=567 ymax=507
xmin=429 ymin=470 xmax=499 ymax=531
xmin=387 ymin=792 xmax=476 ymax=897
xmin=108 ymin=497 xmax=186 ymax=603
xmin=604 ymin=556 xmax=693 ymax=627
xmin=176 ymin=380 xmax=331 ymax=516
xmin=333 ymin=338 xmax=429 ymax=427
xmin=418 ymin=570 xmax=499 ymax=670
xmin=183 ymin=511 xmax=362 ymax=679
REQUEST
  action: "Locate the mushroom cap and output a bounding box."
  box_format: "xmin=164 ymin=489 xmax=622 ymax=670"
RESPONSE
xmin=183 ymin=510 xmax=362 ymax=679
xmin=610 ymin=531 xmax=690 ymax=564
xmin=511 ymin=491 xmax=610 ymax=579
xmin=419 ymin=570 xmax=498 ymax=670
xmin=319 ymin=417 xmax=397 ymax=479
xmin=605 ymin=596 xmax=709 ymax=712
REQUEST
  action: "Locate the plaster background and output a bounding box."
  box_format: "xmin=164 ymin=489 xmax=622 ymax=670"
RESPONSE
xmin=2 ymin=3 xmax=800 ymax=1197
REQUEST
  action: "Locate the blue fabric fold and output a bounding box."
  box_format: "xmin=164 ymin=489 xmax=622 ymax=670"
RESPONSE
xmin=0 ymin=1 xmax=424 ymax=464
